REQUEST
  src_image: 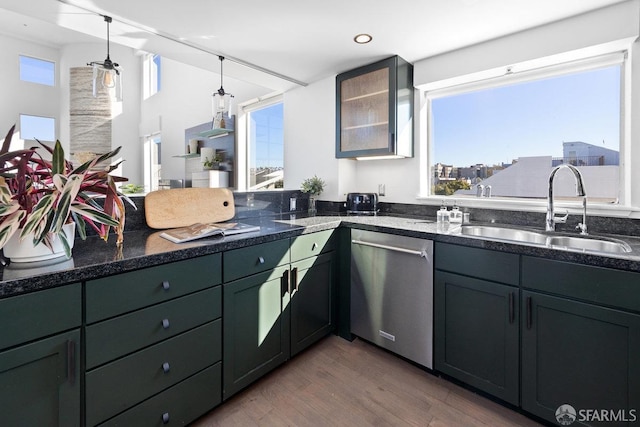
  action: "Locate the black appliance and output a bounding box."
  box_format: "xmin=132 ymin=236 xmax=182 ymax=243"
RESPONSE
xmin=346 ymin=193 xmax=379 ymax=215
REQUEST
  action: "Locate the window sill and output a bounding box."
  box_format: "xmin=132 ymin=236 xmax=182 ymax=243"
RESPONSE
xmin=415 ymin=195 xmax=640 ymax=219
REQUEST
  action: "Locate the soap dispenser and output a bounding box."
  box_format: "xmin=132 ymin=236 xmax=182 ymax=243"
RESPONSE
xmin=449 ymin=201 xmax=463 ymax=224
xmin=437 ymin=201 xmax=449 ymax=224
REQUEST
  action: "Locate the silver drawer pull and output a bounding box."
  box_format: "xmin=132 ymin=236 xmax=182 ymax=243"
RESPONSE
xmin=162 ymin=318 xmax=170 ymax=329
xmin=162 ymin=362 xmax=170 ymax=373
xmin=312 ymin=242 xmax=318 ymax=250
xmin=162 ymin=412 xmax=170 ymax=424
xmin=257 ymin=256 xmax=265 ymax=265
xmin=162 ymin=280 xmax=170 ymax=291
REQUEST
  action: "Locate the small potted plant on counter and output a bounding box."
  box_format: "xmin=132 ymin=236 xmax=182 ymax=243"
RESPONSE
xmin=301 ymin=175 xmax=325 ymax=214
xmin=0 ymin=124 xmax=133 ymax=262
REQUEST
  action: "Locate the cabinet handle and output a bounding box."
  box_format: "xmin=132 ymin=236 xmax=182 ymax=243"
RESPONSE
xmin=67 ymin=340 xmax=76 ymax=385
xmin=162 ymin=280 xmax=170 ymax=291
xmin=508 ymin=292 xmax=514 ymax=324
xmin=162 ymin=412 xmax=170 ymax=424
xmin=526 ymin=296 xmax=532 ymax=330
xmin=291 ymin=267 xmax=298 ymax=293
xmin=162 ymin=362 xmax=170 ymax=373
xmin=162 ymin=318 xmax=170 ymax=329
xmin=281 ymin=270 xmax=289 ymax=297
xmin=257 ymin=256 xmax=265 ymax=265
xmin=312 ymin=242 xmax=318 ymax=251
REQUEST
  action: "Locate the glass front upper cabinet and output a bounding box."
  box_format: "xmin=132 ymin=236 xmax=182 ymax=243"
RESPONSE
xmin=336 ymin=55 xmax=414 ymax=159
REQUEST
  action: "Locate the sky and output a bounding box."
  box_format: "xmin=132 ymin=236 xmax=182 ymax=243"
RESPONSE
xmin=432 ymin=65 xmax=621 ymax=167
xmin=250 ymin=102 xmax=284 ymax=169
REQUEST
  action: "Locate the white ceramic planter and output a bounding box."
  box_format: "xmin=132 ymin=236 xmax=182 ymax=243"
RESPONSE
xmin=3 ymin=222 xmax=76 ymax=263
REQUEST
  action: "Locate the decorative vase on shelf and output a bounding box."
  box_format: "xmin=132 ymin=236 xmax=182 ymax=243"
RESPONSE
xmin=3 ymin=222 xmax=76 ymax=263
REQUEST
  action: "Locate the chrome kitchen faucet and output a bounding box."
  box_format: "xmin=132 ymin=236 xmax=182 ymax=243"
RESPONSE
xmin=545 ymin=164 xmax=588 ymax=235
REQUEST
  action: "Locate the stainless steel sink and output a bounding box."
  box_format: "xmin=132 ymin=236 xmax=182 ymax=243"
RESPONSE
xmin=460 ymin=225 xmax=548 ymax=245
xmin=459 ymin=224 xmax=632 ymax=254
xmin=548 ymin=236 xmax=632 ymax=254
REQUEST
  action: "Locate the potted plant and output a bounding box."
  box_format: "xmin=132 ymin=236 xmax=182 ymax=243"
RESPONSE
xmin=0 ymin=125 xmax=133 ymax=262
xmin=203 ymin=153 xmax=224 ymax=170
xmin=300 ymin=175 xmax=325 ymax=214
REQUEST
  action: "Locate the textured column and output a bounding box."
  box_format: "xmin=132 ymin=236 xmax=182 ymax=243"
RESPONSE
xmin=69 ymin=67 xmax=112 ymax=164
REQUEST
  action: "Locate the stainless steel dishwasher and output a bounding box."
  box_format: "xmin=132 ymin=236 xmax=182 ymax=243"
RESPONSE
xmin=350 ymin=229 xmax=433 ymax=369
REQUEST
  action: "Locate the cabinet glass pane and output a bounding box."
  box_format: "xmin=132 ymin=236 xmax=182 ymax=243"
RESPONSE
xmin=340 ymin=68 xmax=390 ymax=152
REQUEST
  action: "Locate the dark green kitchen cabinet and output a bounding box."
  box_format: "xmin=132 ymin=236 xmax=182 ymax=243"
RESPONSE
xmin=223 ymin=264 xmax=291 ymax=399
xmin=521 ymin=256 xmax=640 ymax=426
xmin=290 ymin=252 xmax=334 ymax=357
xmin=0 ymin=329 xmax=81 ymax=427
xmin=434 ymin=242 xmax=520 ymax=405
xmin=223 ymin=232 xmax=336 ymax=400
xmin=336 ymin=55 xmax=414 ymax=158
xmin=434 ymin=271 xmax=519 ymax=405
xmin=0 ymin=283 xmax=81 ymax=427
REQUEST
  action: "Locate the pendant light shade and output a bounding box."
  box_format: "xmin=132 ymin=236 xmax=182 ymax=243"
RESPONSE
xmin=88 ymin=15 xmax=122 ymax=101
xmin=211 ymin=56 xmax=234 ymax=129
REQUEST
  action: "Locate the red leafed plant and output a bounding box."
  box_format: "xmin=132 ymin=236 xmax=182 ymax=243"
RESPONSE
xmin=0 ymin=124 xmax=134 ymax=258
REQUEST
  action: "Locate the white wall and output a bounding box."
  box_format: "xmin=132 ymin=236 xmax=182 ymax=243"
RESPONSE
xmin=0 ymin=35 xmax=60 ymax=141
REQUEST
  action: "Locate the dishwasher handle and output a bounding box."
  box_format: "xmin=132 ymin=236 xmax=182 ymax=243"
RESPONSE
xmin=351 ymin=239 xmax=430 ymax=258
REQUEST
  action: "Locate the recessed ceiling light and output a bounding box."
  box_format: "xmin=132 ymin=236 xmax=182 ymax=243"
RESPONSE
xmin=354 ymin=34 xmax=373 ymax=44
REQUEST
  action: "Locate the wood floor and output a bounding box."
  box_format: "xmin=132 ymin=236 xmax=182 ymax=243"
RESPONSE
xmin=192 ymin=335 xmax=544 ymax=427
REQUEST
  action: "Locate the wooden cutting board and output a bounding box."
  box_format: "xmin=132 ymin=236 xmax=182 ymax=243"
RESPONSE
xmin=144 ymin=188 xmax=235 ymax=229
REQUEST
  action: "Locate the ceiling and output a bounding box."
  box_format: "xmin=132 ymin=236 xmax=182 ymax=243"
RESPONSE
xmin=0 ymin=0 xmax=629 ymax=92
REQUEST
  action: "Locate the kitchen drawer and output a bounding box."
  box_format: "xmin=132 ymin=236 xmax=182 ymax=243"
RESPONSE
xmin=290 ymin=229 xmax=335 ymax=262
xmin=97 ymin=363 xmax=221 ymax=427
xmin=0 ymin=283 xmax=81 ymax=350
xmin=86 ymin=286 xmax=221 ymax=369
xmin=86 ymin=254 xmax=221 ymax=324
xmin=522 ymin=256 xmax=640 ymax=312
xmin=223 ymin=238 xmax=290 ymax=282
xmin=435 ymin=242 xmax=519 ymax=286
xmin=86 ymin=320 xmax=221 ymax=426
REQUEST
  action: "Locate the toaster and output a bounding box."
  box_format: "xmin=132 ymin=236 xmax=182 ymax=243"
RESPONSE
xmin=346 ymin=193 xmax=379 ymax=215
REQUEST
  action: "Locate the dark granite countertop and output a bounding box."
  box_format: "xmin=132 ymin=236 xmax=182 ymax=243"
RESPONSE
xmin=2 ymin=213 xmax=639 ymax=299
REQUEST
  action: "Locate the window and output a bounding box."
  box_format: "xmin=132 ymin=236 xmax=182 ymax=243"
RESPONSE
xmin=143 ymin=133 xmax=162 ymax=192
xmin=19 ymin=55 xmax=55 ymax=86
xmin=427 ymin=54 xmax=623 ymax=204
xmin=143 ymin=53 xmax=161 ymax=99
xmin=19 ymin=114 xmax=55 ymax=142
xmin=245 ymin=99 xmax=284 ymax=190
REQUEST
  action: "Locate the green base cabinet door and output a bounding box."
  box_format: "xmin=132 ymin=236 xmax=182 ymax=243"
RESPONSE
xmin=435 ymin=271 xmax=520 ymax=406
xmin=223 ymin=265 xmax=291 ymax=400
xmin=290 ymin=252 xmax=334 ymax=357
xmin=522 ymin=291 xmax=640 ymax=426
xmin=0 ymin=330 xmax=80 ymax=427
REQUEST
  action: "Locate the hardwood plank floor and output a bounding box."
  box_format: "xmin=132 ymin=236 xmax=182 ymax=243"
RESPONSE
xmin=192 ymin=336 xmax=544 ymax=427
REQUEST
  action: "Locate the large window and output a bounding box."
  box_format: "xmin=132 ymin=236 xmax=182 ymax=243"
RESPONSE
xmin=428 ymin=55 xmax=623 ymax=204
xmin=19 ymin=55 xmax=55 ymax=86
xmin=246 ymin=99 xmax=284 ymax=190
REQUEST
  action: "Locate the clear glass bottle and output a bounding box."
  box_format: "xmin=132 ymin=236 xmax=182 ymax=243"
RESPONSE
xmin=437 ymin=201 xmax=449 ymax=224
xmin=449 ymin=201 xmax=463 ymax=223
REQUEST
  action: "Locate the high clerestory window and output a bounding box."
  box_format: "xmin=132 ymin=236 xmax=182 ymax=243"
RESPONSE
xmin=19 ymin=55 xmax=55 ymax=86
xmin=427 ymin=52 xmax=624 ymax=205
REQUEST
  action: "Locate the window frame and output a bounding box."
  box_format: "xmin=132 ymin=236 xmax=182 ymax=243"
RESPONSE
xmin=419 ymin=50 xmax=632 ymax=215
xmin=237 ymin=94 xmax=284 ymax=191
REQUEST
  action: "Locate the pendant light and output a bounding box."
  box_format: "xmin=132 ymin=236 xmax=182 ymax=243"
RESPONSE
xmin=211 ymin=56 xmax=234 ymax=129
xmin=88 ymin=15 xmax=122 ymax=101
